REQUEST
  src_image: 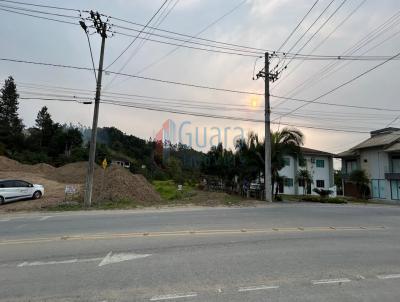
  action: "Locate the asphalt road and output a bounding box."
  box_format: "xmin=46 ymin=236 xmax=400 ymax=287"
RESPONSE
xmin=1 ymin=203 xmax=400 ymax=301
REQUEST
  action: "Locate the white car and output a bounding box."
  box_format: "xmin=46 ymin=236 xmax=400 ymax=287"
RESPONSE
xmin=0 ymin=180 xmax=44 ymax=204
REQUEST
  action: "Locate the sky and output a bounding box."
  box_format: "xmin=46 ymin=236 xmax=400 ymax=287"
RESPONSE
xmin=1 ymin=0 xmax=400 ymax=161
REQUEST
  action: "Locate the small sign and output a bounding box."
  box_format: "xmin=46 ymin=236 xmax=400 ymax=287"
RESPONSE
xmin=102 ymin=158 xmax=108 ymax=170
xmin=65 ymin=185 xmax=78 ymax=195
xmin=177 ymin=185 xmax=183 ymax=191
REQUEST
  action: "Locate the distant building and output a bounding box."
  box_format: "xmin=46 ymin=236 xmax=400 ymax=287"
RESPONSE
xmin=337 ymin=127 xmax=400 ymax=202
xmin=276 ymin=147 xmax=335 ymax=196
xmin=111 ymin=159 xmax=131 ymax=169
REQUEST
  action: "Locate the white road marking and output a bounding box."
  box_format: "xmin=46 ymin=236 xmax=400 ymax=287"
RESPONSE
xmin=98 ymin=251 xmax=151 ymax=267
xmin=39 ymin=216 xmax=52 ymax=221
xmin=238 ymin=285 xmax=279 ymax=292
xmin=377 ymin=274 xmax=400 ymax=280
xmin=356 ymin=275 xmax=366 ymax=280
xmin=18 ymin=251 xmax=151 ymax=268
xmin=312 ymin=278 xmax=351 ymax=285
xmin=0 ymin=218 xmax=11 ymax=222
xmin=217 ymin=288 xmax=223 ymax=293
xmin=18 ymin=258 xmax=102 ymax=267
xmin=150 ymin=293 xmax=198 ymax=301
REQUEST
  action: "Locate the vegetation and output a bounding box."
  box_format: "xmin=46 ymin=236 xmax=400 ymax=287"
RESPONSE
xmin=1 ymin=75 xmax=308 ymax=203
xmin=296 ymin=169 xmax=313 ymax=195
xmin=349 ymin=169 xmax=370 ymax=199
xmin=153 ymin=180 xmax=196 ymax=201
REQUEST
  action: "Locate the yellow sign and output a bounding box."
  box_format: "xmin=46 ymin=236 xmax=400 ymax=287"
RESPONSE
xmin=102 ymin=158 xmax=108 ymax=170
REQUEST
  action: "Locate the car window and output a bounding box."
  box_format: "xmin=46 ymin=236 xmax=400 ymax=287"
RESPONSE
xmin=2 ymin=181 xmax=14 ymax=188
xmin=0 ymin=182 xmax=4 ymax=188
xmin=13 ymin=180 xmax=30 ymax=188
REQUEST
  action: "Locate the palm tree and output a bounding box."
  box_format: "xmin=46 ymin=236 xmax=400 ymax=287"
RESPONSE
xmin=236 ymin=128 xmax=304 ymax=200
xmin=296 ymin=169 xmax=313 ymax=195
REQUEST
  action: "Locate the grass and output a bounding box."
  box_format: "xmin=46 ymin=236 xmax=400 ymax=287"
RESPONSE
xmin=223 ymin=193 xmax=244 ymax=206
xmin=153 ymin=180 xmax=196 ymax=201
xmin=47 ymin=198 xmax=140 ymax=211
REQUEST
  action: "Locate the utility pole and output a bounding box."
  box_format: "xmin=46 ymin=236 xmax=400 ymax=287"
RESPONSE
xmin=256 ymin=52 xmax=279 ymax=202
xmin=82 ymin=11 xmax=109 ymax=207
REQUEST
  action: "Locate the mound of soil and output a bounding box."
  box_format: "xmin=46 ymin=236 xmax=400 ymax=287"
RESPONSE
xmin=0 ymin=156 xmax=161 ymax=211
xmin=93 ymin=165 xmax=161 ymax=203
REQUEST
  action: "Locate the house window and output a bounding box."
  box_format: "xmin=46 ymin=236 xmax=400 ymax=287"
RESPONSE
xmin=346 ymin=160 xmax=357 ymax=174
xmin=299 ymin=158 xmax=306 ymax=167
xmin=371 ymin=179 xmax=386 ymax=199
xmin=391 ymin=180 xmax=400 ymax=200
xmin=316 ymin=159 xmax=325 ymax=168
xmin=392 ymin=157 xmax=400 ymax=173
xmin=316 ymin=180 xmax=325 ymax=188
xmin=298 ymin=179 xmax=305 ymax=187
xmin=283 ymin=157 xmax=290 ymax=167
xmin=284 ymin=178 xmax=293 ymax=187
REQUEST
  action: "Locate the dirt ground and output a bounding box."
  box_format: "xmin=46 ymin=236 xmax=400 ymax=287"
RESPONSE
xmin=0 ymin=156 xmax=161 ymax=212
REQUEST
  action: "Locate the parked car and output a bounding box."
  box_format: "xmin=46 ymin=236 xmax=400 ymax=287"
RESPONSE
xmin=0 ymin=180 xmax=44 ymax=204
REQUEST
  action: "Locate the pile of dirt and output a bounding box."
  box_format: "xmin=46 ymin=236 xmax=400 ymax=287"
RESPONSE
xmin=48 ymin=162 xmax=93 ymax=184
xmin=93 ymin=165 xmax=161 ymax=204
xmin=0 ymin=156 xmax=161 ymax=211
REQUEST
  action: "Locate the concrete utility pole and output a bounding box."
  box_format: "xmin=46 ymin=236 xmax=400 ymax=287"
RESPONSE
xmin=256 ymin=52 xmax=279 ymax=202
xmin=264 ymin=52 xmax=272 ymax=202
xmin=83 ymin=11 xmax=109 ymax=207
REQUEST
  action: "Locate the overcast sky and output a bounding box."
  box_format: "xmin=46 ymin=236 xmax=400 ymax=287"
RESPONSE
xmin=1 ymin=0 xmax=399 ymax=157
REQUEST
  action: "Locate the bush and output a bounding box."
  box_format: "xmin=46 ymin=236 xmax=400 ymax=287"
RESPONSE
xmin=301 ymin=195 xmax=347 ymax=204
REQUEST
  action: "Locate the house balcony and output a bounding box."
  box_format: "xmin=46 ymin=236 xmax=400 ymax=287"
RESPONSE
xmin=385 ymin=173 xmax=400 ymax=180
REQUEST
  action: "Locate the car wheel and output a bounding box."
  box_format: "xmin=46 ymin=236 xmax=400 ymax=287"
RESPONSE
xmin=32 ymin=191 xmax=42 ymax=200
xmin=0 ymin=196 xmax=4 ymax=205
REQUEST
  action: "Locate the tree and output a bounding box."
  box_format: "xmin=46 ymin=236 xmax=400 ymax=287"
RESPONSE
xmin=35 ymin=106 xmax=54 ymax=147
xmin=296 ymin=169 xmax=313 ymax=195
xmin=271 ymin=128 xmax=304 ymax=198
xmin=0 ymin=76 xmax=23 ymax=150
xmin=349 ymin=169 xmax=370 ymax=199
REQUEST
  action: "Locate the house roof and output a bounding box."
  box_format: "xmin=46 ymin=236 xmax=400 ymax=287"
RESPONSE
xmin=351 ymin=131 xmax=400 ymax=150
xmin=336 ymin=149 xmax=358 ymax=158
xmin=337 ymin=128 xmax=400 ymax=158
xmin=384 ymin=141 xmax=400 ymax=152
xmin=301 ymin=147 xmax=334 ymax=157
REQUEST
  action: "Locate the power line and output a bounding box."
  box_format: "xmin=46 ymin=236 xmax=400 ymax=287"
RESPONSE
xmin=19 ymin=96 xmax=371 ymax=134
xmin=0 ymin=7 xmax=79 ymax=25
xmin=270 ymin=95 xmax=400 ymax=112
xmin=0 ymin=3 xmax=80 ymax=19
xmin=280 ymin=9 xmax=400 ymax=99
xmin=0 ymin=0 xmax=79 ymax=12
xmin=0 ymin=57 xmax=264 ymax=95
xmin=277 ymin=0 xmax=349 ymax=74
xmin=273 ymin=48 xmax=400 ymax=121
xmin=272 ymin=0 xmax=336 ymax=71
xmin=105 ymin=0 xmax=169 ymax=70
xmin=132 ymin=0 xmax=247 ymax=76
xmin=272 ymin=0 xmax=367 ymax=93
xmin=277 ymin=0 xmax=320 ymax=52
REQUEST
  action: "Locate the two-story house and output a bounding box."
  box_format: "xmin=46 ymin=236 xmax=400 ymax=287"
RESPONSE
xmin=338 ymin=127 xmax=400 ymax=202
xmin=276 ymin=147 xmax=335 ymax=196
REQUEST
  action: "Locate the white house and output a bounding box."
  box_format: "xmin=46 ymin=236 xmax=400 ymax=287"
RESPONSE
xmin=276 ymin=147 xmax=335 ymax=196
xmin=338 ymin=127 xmax=400 ymax=203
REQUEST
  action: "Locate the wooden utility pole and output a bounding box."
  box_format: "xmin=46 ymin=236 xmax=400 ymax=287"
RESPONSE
xmin=83 ymin=11 xmax=109 ymax=207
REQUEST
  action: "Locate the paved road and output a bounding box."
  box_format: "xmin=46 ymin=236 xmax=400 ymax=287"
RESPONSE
xmin=1 ymin=204 xmax=400 ymax=301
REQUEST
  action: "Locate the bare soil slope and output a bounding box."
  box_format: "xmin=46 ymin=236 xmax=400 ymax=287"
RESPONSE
xmin=0 ymin=156 xmax=161 ymax=211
